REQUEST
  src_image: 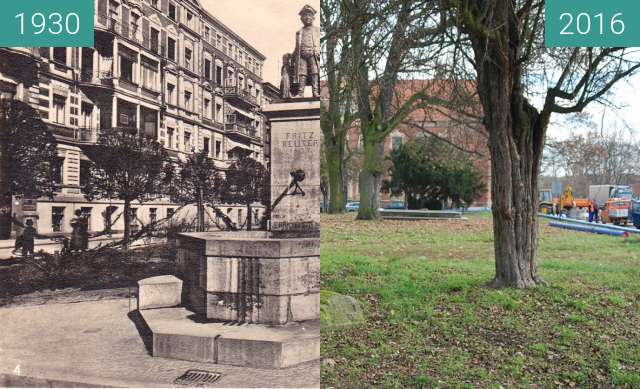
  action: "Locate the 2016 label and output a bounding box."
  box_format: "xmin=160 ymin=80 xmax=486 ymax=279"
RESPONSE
xmin=559 ymin=13 xmax=625 ymax=36
xmin=545 ymin=0 xmax=640 ymax=47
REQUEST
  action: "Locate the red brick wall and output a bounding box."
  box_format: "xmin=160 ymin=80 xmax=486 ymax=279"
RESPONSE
xmin=323 ymin=80 xmax=492 ymax=208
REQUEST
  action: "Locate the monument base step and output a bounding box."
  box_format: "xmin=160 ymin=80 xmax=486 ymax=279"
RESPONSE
xmin=139 ymin=307 xmax=320 ymax=369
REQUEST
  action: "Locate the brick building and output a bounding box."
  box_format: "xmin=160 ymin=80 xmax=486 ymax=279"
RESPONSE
xmin=325 ymin=80 xmax=492 ymax=208
xmin=0 ymin=0 xmax=273 ymax=236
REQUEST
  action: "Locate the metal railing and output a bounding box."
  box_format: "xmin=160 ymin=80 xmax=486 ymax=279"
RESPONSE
xmin=225 ymin=121 xmax=258 ymax=139
xmin=223 ymin=86 xmax=258 ymax=106
xmin=50 ymin=125 xmax=98 ymax=143
xmin=80 ymin=69 xmax=114 ymax=83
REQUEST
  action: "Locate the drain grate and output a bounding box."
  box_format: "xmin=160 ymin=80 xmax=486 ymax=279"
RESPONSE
xmin=174 ymin=369 xmax=222 ymax=387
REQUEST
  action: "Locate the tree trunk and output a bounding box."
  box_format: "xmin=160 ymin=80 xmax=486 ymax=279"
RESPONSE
xmin=246 ymin=204 xmax=252 ymax=231
xmin=0 ymin=103 xmax=11 ymax=239
xmin=470 ymin=13 xmax=547 ymax=288
xmin=326 ymin=144 xmax=346 ymax=213
xmin=123 ymin=199 xmax=131 ymax=249
xmin=196 ymin=188 xmax=205 ymax=232
xmin=357 ymin=137 xmax=385 ymax=220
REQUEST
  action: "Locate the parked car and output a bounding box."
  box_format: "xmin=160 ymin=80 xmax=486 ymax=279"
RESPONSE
xmin=384 ymin=201 xmax=405 ymax=210
xmin=345 ymin=202 xmax=360 ymax=212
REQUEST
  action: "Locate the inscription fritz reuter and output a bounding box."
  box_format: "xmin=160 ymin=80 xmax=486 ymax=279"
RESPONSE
xmin=282 ymin=131 xmax=319 ymax=148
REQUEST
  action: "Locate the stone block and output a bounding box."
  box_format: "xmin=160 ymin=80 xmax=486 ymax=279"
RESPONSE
xmin=137 ymin=275 xmax=183 ymax=310
xmin=290 ymin=293 xmax=320 ymax=322
xmin=153 ymin=333 xmax=216 ymax=363
xmin=140 ymin=307 xmax=320 ymax=369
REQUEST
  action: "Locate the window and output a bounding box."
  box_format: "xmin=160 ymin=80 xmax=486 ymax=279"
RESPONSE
xmin=52 ymin=207 xmax=65 ymax=232
xmin=129 ymin=208 xmax=139 ymax=232
xmin=141 ymin=57 xmax=158 ymax=91
xmin=187 ymin=11 xmax=193 ymax=26
xmin=203 ymin=137 xmax=210 ymax=155
xmin=237 ymin=209 xmax=243 ymax=224
xmin=120 ymin=56 xmax=135 ymax=83
xmin=150 ymin=0 xmax=159 ymax=8
xmin=168 ymin=3 xmax=176 ymax=21
xmin=150 ymin=28 xmax=160 ymax=53
xmin=53 ymin=95 xmax=66 ymax=124
xmin=167 ymin=83 xmax=175 ymax=105
xmin=215 ymin=140 xmax=221 ymax=158
xmin=204 ymin=59 xmax=211 ymax=80
xmin=204 ymin=98 xmax=211 ymax=118
xmin=52 ymin=157 xmax=64 ymax=184
xmin=215 ymin=103 xmax=222 ymax=122
xmin=81 ymin=103 xmax=93 ymax=128
xmin=167 ymin=127 xmax=174 ymax=148
xmin=184 ymin=91 xmax=192 ymax=111
xmin=184 ymin=47 xmax=192 ymax=69
xmin=166 ymin=208 xmax=175 ymax=218
xmin=81 ymin=207 xmax=92 ymax=231
xmin=204 ymin=26 xmax=210 ymax=41
xmin=104 ymin=206 xmax=117 ymax=233
xmin=391 ymin=136 xmax=403 ymax=151
xmin=216 ymin=34 xmax=222 ymax=48
xmin=167 ymin=37 xmax=176 ymax=61
xmin=109 ymin=0 xmax=119 ymax=19
xmin=184 ymin=131 xmax=191 ymax=151
xmin=215 ymin=65 xmax=222 ymax=84
xmin=130 ymin=13 xmax=140 ymax=37
xmin=53 ymin=48 xmax=66 ymax=64
xmin=80 ymin=160 xmax=90 ymax=186
xmin=149 ymin=208 xmax=157 ymax=224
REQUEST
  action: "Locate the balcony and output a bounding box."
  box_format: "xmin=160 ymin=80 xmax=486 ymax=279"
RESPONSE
xmin=0 ymin=48 xmax=40 ymax=86
xmin=95 ymin=13 xmax=144 ymax=46
xmin=49 ymin=124 xmax=98 ymax=144
xmin=80 ymin=69 xmax=114 ymax=85
xmin=223 ymin=86 xmax=258 ymax=108
xmin=225 ymin=121 xmax=259 ymax=142
xmin=78 ymin=70 xmax=114 ymax=98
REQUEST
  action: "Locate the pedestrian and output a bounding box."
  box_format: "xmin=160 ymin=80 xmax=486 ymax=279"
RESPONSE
xmin=588 ymin=201 xmax=595 ymax=222
xmin=21 ymin=219 xmax=36 ymax=257
xmin=593 ymin=201 xmax=599 ymax=223
xmin=70 ymin=210 xmax=88 ymax=252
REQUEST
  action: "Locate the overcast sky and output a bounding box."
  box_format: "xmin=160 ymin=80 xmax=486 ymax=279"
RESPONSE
xmin=200 ymin=0 xmax=320 ymax=86
xmin=545 ymin=75 xmax=640 ymax=142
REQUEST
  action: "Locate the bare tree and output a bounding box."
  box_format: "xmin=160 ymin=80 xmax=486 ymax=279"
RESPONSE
xmin=546 ymin=130 xmax=640 ymax=196
xmin=347 ymin=0 xmax=448 ymax=219
xmin=445 ymin=0 xmax=640 ymax=287
xmin=83 ymin=127 xmax=171 ymax=248
xmin=320 ymin=0 xmax=356 ymax=213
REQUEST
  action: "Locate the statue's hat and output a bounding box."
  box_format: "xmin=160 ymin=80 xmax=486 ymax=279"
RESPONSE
xmin=299 ymin=5 xmax=317 ymax=16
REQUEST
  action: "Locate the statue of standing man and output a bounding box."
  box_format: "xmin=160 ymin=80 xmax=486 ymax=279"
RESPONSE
xmin=292 ymin=5 xmax=320 ymax=98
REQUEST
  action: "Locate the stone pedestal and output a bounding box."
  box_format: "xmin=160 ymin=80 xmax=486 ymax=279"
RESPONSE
xmin=135 ymin=98 xmax=321 ymax=370
xmin=263 ymin=100 xmax=320 ymax=237
xmin=176 ymin=231 xmax=320 ymax=325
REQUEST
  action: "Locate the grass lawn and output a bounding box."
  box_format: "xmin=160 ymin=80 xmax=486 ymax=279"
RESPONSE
xmin=321 ymin=213 xmax=640 ymax=388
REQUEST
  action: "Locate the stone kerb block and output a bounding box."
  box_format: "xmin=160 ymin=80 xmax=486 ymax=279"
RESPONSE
xmin=137 ymin=275 xmax=183 ymax=310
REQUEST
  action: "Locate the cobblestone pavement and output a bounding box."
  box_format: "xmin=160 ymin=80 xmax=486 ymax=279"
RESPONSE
xmin=0 ymin=298 xmax=319 ymax=388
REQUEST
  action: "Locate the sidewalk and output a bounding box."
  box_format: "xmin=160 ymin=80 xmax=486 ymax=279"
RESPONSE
xmin=0 ymin=298 xmax=320 ymax=388
xmin=0 ymin=235 xmax=162 ymax=259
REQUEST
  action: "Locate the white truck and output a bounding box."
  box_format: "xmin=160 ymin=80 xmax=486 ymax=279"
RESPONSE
xmin=588 ymin=185 xmax=633 ymax=225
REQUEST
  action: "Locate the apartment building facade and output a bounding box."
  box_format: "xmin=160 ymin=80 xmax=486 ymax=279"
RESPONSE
xmin=0 ymin=0 xmax=271 ymax=236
